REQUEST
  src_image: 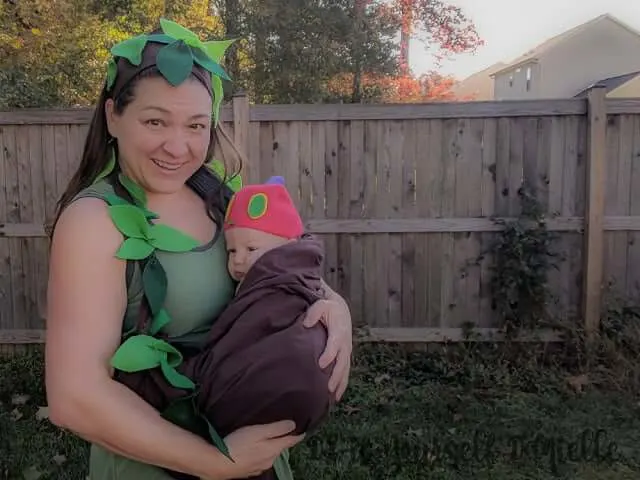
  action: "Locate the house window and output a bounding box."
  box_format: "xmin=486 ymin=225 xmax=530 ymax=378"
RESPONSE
xmin=526 ymin=67 xmax=532 ymax=91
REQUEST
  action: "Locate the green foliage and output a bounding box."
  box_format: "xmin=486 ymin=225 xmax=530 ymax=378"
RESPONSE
xmin=0 ymin=0 xmax=481 ymax=107
xmin=484 ymin=183 xmax=561 ymax=337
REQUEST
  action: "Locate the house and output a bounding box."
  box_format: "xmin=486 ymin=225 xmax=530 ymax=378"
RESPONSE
xmin=490 ymin=14 xmax=640 ymax=100
xmin=450 ymin=62 xmax=506 ymax=101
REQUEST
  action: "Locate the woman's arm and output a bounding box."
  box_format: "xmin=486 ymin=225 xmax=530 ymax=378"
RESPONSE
xmin=303 ymin=279 xmax=353 ymax=400
xmin=45 ymin=198 xmax=301 ymax=479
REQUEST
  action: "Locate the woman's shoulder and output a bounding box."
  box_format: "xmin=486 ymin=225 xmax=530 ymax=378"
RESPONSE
xmin=52 ymin=187 xmax=123 ymax=259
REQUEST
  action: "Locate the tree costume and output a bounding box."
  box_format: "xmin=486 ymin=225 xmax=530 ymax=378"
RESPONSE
xmin=83 ymin=19 xmax=330 ymax=480
xmin=117 ymin=178 xmax=335 ymax=480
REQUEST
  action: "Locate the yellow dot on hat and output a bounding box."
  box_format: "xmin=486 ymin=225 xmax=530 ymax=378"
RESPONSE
xmin=247 ymin=193 xmax=268 ymax=219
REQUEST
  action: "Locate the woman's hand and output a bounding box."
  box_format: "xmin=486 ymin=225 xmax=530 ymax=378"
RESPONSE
xmin=219 ymin=420 xmax=304 ymax=479
xmin=303 ymin=288 xmax=353 ymax=401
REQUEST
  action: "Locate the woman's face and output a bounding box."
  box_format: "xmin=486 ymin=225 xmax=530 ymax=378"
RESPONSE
xmin=105 ymin=75 xmax=212 ymax=195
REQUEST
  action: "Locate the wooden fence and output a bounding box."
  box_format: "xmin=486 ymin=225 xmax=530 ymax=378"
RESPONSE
xmin=1 ymin=87 xmax=639 ymax=350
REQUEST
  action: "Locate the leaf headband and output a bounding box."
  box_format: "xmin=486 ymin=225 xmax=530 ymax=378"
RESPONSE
xmin=106 ymin=18 xmax=236 ymax=125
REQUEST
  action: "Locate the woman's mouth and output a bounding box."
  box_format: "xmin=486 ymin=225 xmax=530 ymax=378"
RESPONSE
xmin=152 ymin=158 xmax=183 ymax=171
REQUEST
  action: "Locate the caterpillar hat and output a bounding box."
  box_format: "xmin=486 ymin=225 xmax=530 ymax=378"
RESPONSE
xmin=223 ymin=176 xmax=304 ymax=239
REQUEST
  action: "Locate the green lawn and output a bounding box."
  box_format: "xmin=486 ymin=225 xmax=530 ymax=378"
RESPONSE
xmin=2 ymin=343 xmax=640 ymax=479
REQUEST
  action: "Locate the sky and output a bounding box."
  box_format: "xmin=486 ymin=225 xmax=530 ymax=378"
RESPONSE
xmin=409 ymin=0 xmax=640 ymax=80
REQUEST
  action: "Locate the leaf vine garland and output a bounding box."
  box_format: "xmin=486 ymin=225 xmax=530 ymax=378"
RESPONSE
xmin=103 ymin=173 xmax=232 ymax=458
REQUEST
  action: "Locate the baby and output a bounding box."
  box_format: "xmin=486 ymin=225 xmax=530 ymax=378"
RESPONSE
xmin=116 ymin=176 xmax=336 ymax=480
xmin=188 ymin=175 xmax=335 ymax=438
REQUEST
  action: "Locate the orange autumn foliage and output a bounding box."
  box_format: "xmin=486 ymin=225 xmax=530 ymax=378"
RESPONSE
xmin=326 ymin=70 xmax=465 ymax=103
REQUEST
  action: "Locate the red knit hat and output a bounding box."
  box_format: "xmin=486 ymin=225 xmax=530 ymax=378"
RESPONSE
xmin=223 ymin=176 xmax=304 ymax=239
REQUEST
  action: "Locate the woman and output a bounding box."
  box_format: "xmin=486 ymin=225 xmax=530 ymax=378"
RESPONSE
xmin=44 ymin=19 xmax=352 ymax=480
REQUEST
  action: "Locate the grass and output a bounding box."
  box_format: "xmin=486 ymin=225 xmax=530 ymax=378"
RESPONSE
xmin=2 ymin=341 xmax=640 ymax=480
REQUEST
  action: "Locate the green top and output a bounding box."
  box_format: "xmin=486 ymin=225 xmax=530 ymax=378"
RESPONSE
xmin=72 ymin=179 xmax=293 ymax=480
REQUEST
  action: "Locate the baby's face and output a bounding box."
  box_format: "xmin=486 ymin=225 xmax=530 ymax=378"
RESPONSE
xmin=224 ymin=227 xmax=291 ymax=282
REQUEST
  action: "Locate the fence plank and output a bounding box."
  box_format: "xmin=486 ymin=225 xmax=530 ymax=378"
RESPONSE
xmin=582 ymin=87 xmax=607 ymax=335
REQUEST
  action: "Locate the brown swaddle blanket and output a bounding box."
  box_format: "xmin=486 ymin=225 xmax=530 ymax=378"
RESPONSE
xmin=116 ymin=235 xmax=335 ymax=479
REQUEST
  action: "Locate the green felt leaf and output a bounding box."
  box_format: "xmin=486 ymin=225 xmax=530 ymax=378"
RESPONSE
xmin=157 ymin=40 xmax=194 ymax=86
xmin=116 ymin=237 xmax=155 ymax=260
xmin=247 ymin=193 xmax=268 ymax=219
xmin=211 ymin=74 xmax=223 ymax=126
xmin=226 ymin=174 xmax=243 ymax=192
xmin=106 ymin=58 xmax=117 ymax=90
xmin=142 ymin=257 xmax=167 ymax=315
xmin=150 ymin=308 xmax=171 ymax=335
xmin=111 ymin=34 xmax=148 ymax=66
xmin=104 ymin=194 xmax=159 ymax=220
xmin=92 ymin=149 xmax=116 ymax=185
xmin=148 ymin=224 xmax=199 ymax=252
xmin=118 ymin=173 xmax=147 ymax=207
xmin=203 ymin=39 xmax=236 ymax=63
xmin=104 ymin=193 xmax=130 ymax=207
xmin=192 ymin=47 xmax=231 ymax=82
xmin=161 ymin=395 xmax=206 ymax=437
xmin=160 ymin=356 xmax=195 ymax=389
xmin=110 ymin=334 xmax=175 ymax=372
xmin=108 ymin=204 xmax=151 ymax=239
xmin=206 ymin=159 xmax=243 ymax=192
xmin=205 ymin=416 xmax=233 ymax=460
xmin=160 ymin=18 xmax=202 ymax=48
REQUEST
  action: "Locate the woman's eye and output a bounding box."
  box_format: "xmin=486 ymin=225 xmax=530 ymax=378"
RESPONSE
xmin=190 ymin=123 xmax=207 ymax=130
xmin=145 ymin=119 xmax=163 ymax=127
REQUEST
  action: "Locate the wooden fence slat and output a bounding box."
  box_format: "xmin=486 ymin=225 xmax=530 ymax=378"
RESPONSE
xmin=582 ymin=87 xmax=607 ymax=335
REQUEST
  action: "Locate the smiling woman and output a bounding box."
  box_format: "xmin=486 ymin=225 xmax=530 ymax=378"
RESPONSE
xmin=43 ymin=18 xmax=353 ymax=480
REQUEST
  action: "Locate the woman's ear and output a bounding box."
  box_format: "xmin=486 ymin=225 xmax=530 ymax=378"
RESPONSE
xmin=104 ymin=98 xmax=118 ymax=139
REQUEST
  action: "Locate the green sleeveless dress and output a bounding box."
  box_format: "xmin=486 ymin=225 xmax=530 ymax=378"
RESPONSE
xmin=72 ymin=180 xmax=293 ymax=480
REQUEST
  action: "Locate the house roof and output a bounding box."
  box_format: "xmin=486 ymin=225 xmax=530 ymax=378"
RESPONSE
xmin=573 ymin=70 xmax=640 ymax=97
xmin=490 ymin=14 xmax=640 ymax=77
xmin=451 ymin=62 xmax=505 ymax=100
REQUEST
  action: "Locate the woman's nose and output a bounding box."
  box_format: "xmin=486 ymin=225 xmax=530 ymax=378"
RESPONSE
xmin=162 ymin=131 xmax=189 ymax=157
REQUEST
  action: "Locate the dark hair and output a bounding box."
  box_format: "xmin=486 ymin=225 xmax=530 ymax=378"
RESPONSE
xmin=52 ymin=67 xmax=244 ymax=234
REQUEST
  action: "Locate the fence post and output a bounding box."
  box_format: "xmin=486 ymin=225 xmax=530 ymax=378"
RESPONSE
xmin=581 ymin=85 xmax=607 ymax=337
xmin=231 ymin=91 xmax=251 ymax=183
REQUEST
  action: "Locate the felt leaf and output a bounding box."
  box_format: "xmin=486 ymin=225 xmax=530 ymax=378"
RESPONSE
xmin=110 ymin=334 xmax=169 ymax=372
xmin=105 ymin=194 xmax=160 ymax=220
xmin=204 ymin=416 xmax=233 ymax=460
xmin=247 ymin=193 xmax=268 ymax=219
xmin=226 ymin=174 xmax=243 ymax=193
xmin=191 ymin=47 xmax=231 ymax=81
xmin=111 ymin=34 xmax=148 ymax=66
xmin=150 ymin=308 xmax=171 ymax=335
xmin=160 ymin=356 xmax=195 ymax=390
xmin=148 ymin=224 xmax=199 ymax=252
xmin=211 ymin=74 xmax=223 ymax=126
xmin=142 ymin=257 xmax=168 ymax=315
xmin=92 ymin=149 xmax=116 ymax=185
xmin=160 ymin=18 xmax=202 ymax=48
xmin=203 ymin=39 xmax=236 ymax=63
xmin=106 ymin=58 xmax=117 ymax=90
xmin=111 ymin=335 xmax=185 ymax=379
xmin=104 ymin=194 xmax=130 ymax=207
xmin=157 ymin=40 xmax=194 ymax=86
xmin=108 ymin=204 xmax=151 ymax=239
xmin=161 ymin=395 xmax=206 ymax=436
xmin=118 ymin=173 xmax=147 ymax=206
xmin=207 ymin=159 xmax=243 ymax=192
xmin=116 ymin=237 xmax=155 ymax=260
